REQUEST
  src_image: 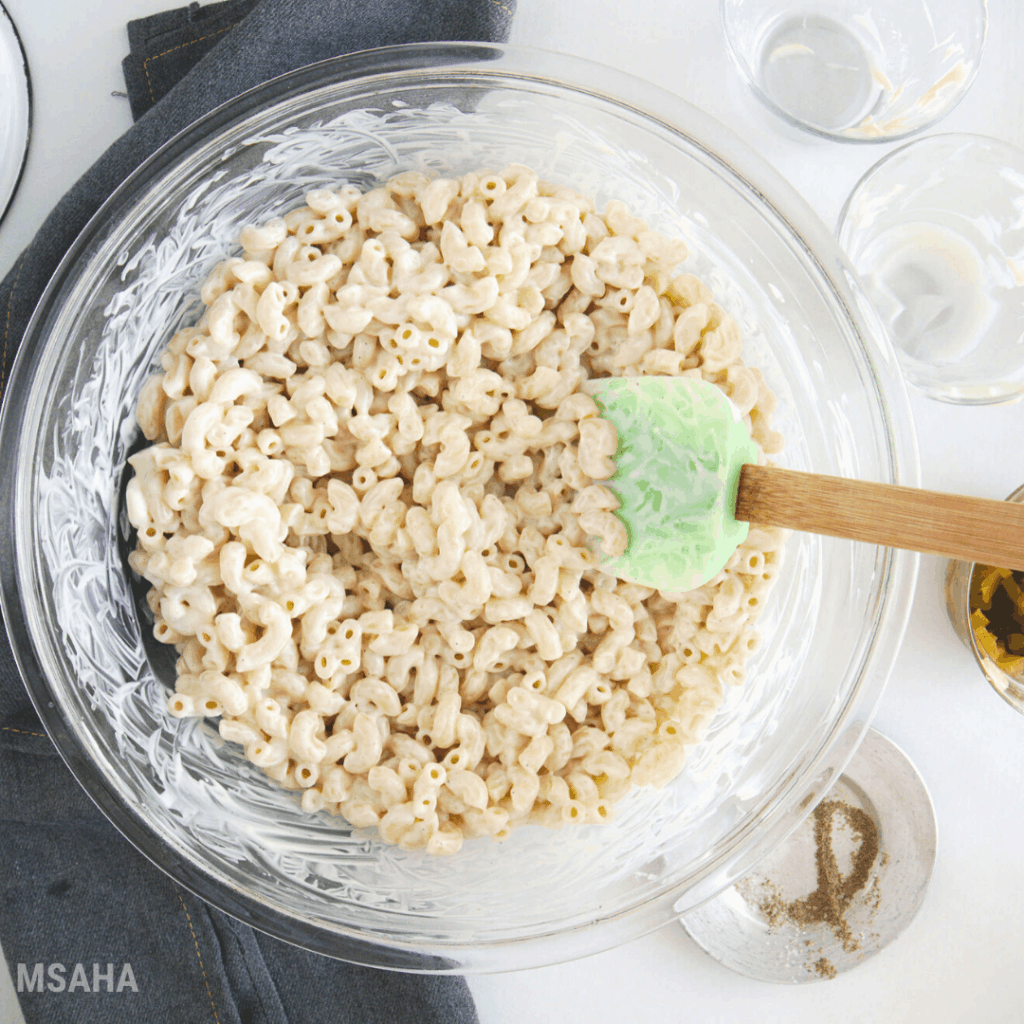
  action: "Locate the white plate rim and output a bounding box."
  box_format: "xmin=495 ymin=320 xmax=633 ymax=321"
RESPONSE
xmin=0 ymin=0 xmax=31 ymax=229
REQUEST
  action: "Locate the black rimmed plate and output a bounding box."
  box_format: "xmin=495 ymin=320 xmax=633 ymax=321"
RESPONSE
xmin=0 ymin=2 xmax=30 ymax=227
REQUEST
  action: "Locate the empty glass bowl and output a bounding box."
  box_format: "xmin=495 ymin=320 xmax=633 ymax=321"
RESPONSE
xmin=720 ymin=0 xmax=987 ymax=142
xmin=0 ymin=43 xmax=919 ymax=971
xmin=837 ymin=133 xmax=1024 ymax=404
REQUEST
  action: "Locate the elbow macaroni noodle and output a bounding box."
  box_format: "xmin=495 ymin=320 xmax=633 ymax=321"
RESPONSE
xmin=128 ymin=166 xmax=787 ymax=854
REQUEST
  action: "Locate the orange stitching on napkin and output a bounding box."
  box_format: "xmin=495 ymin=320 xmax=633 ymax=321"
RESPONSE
xmin=143 ymin=24 xmax=238 ymax=105
xmin=487 ymin=0 xmax=513 ymax=13
xmin=1 ymin=254 xmax=25 ymax=398
xmin=174 ymin=886 xmax=221 ymax=1023
xmin=1 ymin=727 xmax=47 ymax=739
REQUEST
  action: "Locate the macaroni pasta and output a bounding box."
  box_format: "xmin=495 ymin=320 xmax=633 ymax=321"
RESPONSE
xmin=128 ymin=166 xmax=787 ymax=853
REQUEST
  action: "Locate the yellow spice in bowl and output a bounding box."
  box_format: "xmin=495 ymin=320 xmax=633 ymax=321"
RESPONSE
xmin=970 ymin=564 xmax=1024 ymax=676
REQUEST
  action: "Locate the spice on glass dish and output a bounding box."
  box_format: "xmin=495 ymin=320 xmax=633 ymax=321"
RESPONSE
xmin=742 ymin=797 xmax=881 ymax=963
xmin=682 ymin=729 xmax=935 ymax=985
xmin=785 ymin=799 xmax=880 ymax=953
xmin=969 ymin=564 xmax=1024 ymax=677
xmin=813 ymin=956 xmax=837 ymax=980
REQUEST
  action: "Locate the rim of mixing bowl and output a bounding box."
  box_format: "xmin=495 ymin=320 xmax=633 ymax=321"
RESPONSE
xmin=0 ymin=42 xmax=920 ymax=972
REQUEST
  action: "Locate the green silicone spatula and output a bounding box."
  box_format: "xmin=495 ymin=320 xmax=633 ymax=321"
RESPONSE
xmin=587 ymin=376 xmax=1024 ymax=592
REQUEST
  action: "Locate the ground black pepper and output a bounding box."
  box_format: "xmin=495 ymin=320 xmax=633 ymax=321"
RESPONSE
xmin=744 ymin=797 xmax=881 ymax=971
xmin=785 ymin=799 xmax=880 ymax=952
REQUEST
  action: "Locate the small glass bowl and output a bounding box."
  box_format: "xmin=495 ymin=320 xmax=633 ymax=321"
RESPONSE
xmin=946 ymin=483 xmax=1024 ymax=715
xmin=837 ymin=134 xmax=1024 ymax=405
xmin=719 ymin=0 xmax=987 ymax=143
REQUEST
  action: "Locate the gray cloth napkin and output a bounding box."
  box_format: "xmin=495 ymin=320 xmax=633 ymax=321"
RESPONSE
xmin=122 ymin=0 xmax=262 ymax=120
xmin=0 ymin=2 xmax=514 ymax=1021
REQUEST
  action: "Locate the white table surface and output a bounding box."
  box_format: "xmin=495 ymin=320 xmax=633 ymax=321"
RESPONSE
xmin=1 ymin=1 xmax=1023 ymax=1022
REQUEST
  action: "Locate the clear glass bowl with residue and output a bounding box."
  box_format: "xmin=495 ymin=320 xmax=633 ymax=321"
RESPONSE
xmin=720 ymin=0 xmax=987 ymax=142
xmin=0 ymin=43 xmax=918 ymax=972
xmin=837 ymin=133 xmax=1024 ymax=404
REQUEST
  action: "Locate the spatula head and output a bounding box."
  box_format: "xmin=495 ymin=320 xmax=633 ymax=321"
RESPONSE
xmin=587 ymin=375 xmax=759 ymax=592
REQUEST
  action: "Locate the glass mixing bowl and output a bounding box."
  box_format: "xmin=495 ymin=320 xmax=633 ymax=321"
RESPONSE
xmin=0 ymin=43 xmax=918 ymax=972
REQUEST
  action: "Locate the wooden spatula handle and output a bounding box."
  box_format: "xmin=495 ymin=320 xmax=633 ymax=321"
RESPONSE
xmin=736 ymin=464 xmax=1024 ymax=571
